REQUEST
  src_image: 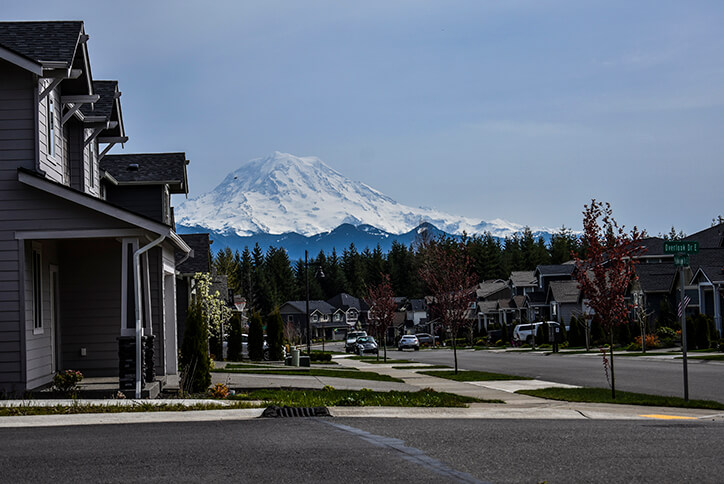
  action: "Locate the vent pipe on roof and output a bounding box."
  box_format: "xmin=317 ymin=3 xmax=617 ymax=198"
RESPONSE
xmin=127 ymin=163 xmax=139 ymax=171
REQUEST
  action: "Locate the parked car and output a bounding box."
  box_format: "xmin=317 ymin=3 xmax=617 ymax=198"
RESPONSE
xmin=345 ymin=331 xmax=368 ymax=353
xmin=354 ymin=336 xmax=378 ymax=355
xmin=512 ymin=322 xmax=560 ymax=345
xmin=414 ymin=333 xmax=435 ymax=346
xmin=398 ymin=334 xmax=420 ymax=351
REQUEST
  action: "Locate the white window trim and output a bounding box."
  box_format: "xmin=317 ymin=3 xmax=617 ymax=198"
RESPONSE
xmin=121 ymin=238 xmax=139 ymax=337
xmin=32 ymin=242 xmax=44 ymax=335
xmin=47 ymin=96 xmax=56 ymax=159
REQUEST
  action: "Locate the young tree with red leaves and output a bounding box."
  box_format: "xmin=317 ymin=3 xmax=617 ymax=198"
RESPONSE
xmin=574 ymin=200 xmax=645 ymax=399
xmin=366 ymin=274 xmax=397 ymax=362
xmin=419 ymin=239 xmax=478 ymax=374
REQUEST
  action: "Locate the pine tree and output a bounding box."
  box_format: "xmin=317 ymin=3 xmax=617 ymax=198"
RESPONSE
xmin=248 ymin=310 xmax=264 ymax=361
xmin=180 ymin=302 xmax=211 ymax=393
xmin=265 ymin=309 xmax=285 ymax=360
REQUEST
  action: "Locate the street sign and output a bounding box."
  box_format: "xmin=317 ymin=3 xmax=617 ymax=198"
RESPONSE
xmin=663 ymin=241 xmax=699 ymax=254
xmin=674 ymin=254 xmax=690 ymax=266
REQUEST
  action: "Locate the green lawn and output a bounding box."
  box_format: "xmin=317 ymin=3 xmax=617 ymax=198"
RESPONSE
xmin=419 ymin=370 xmax=531 ymax=381
xmin=212 ymin=367 xmax=403 ymax=382
xmin=517 ymin=387 xmax=724 ymax=410
xmin=0 ymin=401 xmax=260 ymax=417
xmin=677 ymin=354 xmax=724 ymax=361
xmin=230 ymin=388 xmax=499 ymax=407
xmin=349 ymin=356 xmax=413 ymax=364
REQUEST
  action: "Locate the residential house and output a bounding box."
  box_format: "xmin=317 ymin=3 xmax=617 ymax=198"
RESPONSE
xmin=0 ymin=21 xmax=195 ymax=396
xmin=546 ymin=280 xmax=581 ymax=329
xmin=175 ymin=233 xmax=212 ymax=346
xmin=508 ymin=271 xmax=537 ymax=296
xmin=279 ymin=300 xmax=341 ymax=340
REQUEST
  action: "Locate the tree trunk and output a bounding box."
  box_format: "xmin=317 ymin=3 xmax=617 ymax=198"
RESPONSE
xmin=452 ymin=329 xmax=458 ymax=374
xmin=610 ymin=331 xmax=616 ymax=399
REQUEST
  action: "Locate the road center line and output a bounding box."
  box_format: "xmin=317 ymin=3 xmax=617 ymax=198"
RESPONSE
xmin=320 ymin=420 xmax=488 ymax=484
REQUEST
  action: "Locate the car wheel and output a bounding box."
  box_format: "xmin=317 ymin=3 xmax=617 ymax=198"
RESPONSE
xmin=263 ymin=349 xmax=270 ymax=361
xmin=414 ymin=346 xmax=419 ymax=351
xmin=526 ymin=336 xmax=534 ymax=345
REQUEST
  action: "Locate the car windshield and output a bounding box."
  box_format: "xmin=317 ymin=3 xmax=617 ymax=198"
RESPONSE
xmin=401 ymin=336 xmax=415 ymax=340
xmin=357 ymin=336 xmax=375 ymax=343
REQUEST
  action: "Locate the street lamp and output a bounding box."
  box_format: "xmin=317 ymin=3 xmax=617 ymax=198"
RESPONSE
xmin=304 ymin=250 xmax=324 ymax=355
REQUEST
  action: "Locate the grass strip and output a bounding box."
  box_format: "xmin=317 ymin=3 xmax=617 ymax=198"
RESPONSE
xmin=677 ymin=354 xmax=724 ymax=361
xmin=392 ymin=365 xmax=450 ymax=370
xmin=349 ymin=356 xmax=412 ymax=364
xmin=230 ymin=388 xmax=499 ymax=407
xmin=619 ymin=352 xmax=679 ymax=357
xmin=224 ymin=363 xmax=280 ymax=369
xmin=213 ymin=368 xmax=402 ymax=382
xmin=0 ymin=401 xmax=261 ymax=417
xmin=419 ymin=370 xmax=531 ymax=381
xmin=517 ymin=387 xmax=724 ymax=410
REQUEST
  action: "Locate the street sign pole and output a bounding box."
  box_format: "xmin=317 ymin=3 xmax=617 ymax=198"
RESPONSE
xmin=679 ymin=262 xmax=689 ymax=402
xmin=664 ymin=240 xmax=697 ymax=402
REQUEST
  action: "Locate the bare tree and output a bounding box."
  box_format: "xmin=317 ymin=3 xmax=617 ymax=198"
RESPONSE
xmin=574 ymin=200 xmax=645 ymax=398
xmin=419 ymin=239 xmax=478 ymax=373
xmin=366 ymin=274 xmax=397 ymax=362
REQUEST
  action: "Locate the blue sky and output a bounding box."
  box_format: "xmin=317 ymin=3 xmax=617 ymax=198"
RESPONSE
xmin=7 ymin=1 xmax=724 ymax=235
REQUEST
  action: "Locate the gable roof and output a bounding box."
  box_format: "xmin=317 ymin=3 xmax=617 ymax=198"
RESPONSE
xmin=0 ymin=21 xmax=83 ymax=67
xmin=282 ymin=300 xmax=336 ymax=314
xmin=176 ymin=233 xmax=212 ymax=274
xmin=535 ymin=264 xmax=576 ymax=277
xmin=687 ymin=223 xmax=724 ymax=249
xmin=509 ymin=271 xmax=537 ymax=287
xmin=101 ymin=153 xmax=188 ymax=194
xmin=327 ymin=293 xmax=368 ymax=311
xmin=547 ymin=280 xmax=581 ymax=304
xmin=633 ymin=263 xmax=677 ymax=293
xmin=476 ymin=280 xmax=509 ymax=299
xmin=691 ymin=266 xmax=724 ymax=285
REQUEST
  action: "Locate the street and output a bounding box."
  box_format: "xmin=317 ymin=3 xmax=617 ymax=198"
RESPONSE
xmin=397 ymin=347 xmax=724 ymax=403
xmin=1 ymin=417 xmax=722 ymax=483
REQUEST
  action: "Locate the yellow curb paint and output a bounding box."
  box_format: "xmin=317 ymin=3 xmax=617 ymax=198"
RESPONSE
xmin=639 ymin=414 xmax=698 ymax=420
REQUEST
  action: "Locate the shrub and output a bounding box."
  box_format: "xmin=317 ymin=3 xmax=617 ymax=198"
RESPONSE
xmin=495 ymin=339 xmax=505 ymax=347
xmin=719 ymin=339 xmax=724 ymax=352
xmin=322 ymin=385 xmax=335 ymax=391
xmin=309 ymin=352 xmax=332 ymax=362
xmin=209 ymin=383 xmax=229 ymax=399
xmin=634 ymin=334 xmax=660 ymax=349
xmin=656 ymin=327 xmax=677 ymax=339
xmin=265 ymin=310 xmax=285 ymax=361
xmin=227 ymin=313 xmax=243 ymax=361
xmin=53 ymin=369 xmax=83 ymax=393
xmin=694 ymin=314 xmax=712 ymax=350
xmin=248 ymin=310 xmax=264 ymax=361
xmin=180 ymin=302 xmax=211 ymax=393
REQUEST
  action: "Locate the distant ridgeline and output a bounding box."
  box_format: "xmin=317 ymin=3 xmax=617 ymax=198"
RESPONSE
xmin=175 ymin=221 xmax=555 ymax=261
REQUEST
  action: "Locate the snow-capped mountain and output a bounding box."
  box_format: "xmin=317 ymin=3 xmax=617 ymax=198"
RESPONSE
xmin=176 ymin=151 xmax=538 ymax=239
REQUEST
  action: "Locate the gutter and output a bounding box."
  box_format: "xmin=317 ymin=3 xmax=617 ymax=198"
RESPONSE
xmin=133 ymin=234 xmax=166 ymax=399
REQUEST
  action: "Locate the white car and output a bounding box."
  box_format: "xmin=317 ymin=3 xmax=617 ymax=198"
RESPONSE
xmin=513 ymin=322 xmax=560 ymax=345
xmin=398 ymin=334 xmax=420 ymax=351
xmin=345 ymin=331 xmax=367 ymax=353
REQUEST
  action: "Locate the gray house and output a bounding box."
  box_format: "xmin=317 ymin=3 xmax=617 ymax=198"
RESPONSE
xmin=0 ymin=21 xmax=195 ymax=396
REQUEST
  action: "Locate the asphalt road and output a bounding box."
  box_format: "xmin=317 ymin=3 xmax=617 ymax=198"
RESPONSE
xmin=1 ymin=417 xmax=722 ymax=483
xmin=399 ymin=347 xmax=724 ymax=402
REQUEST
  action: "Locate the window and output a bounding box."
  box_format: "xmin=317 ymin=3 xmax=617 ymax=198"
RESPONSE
xmin=311 ymin=314 xmax=319 ymax=322
xmin=32 ymin=244 xmax=43 ymax=333
xmin=47 ymin=97 xmax=55 ymax=157
xmin=334 ymin=313 xmax=341 ymax=321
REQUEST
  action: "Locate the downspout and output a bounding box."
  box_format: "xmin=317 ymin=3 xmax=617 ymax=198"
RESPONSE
xmin=134 ymin=234 xmax=166 ymax=398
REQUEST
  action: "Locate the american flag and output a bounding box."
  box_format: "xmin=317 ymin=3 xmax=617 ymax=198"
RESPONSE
xmin=677 ymin=295 xmax=691 ymax=318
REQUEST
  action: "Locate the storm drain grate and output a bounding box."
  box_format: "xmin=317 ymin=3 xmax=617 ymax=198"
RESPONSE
xmin=261 ymin=405 xmax=330 ymax=418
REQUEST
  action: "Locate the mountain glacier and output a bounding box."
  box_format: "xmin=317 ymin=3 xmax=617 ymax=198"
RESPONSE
xmin=176 ymin=151 xmax=537 ymax=239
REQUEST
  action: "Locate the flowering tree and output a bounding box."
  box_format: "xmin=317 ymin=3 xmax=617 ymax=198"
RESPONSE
xmin=574 ymin=200 xmax=645 ymax=398
xmin=419 ymin=239 xmax=478 ymax=373
xmin=194 ymin=272 xmax=232 ymax=359
xmin=366 ymin=274 xmax=397 ymax=362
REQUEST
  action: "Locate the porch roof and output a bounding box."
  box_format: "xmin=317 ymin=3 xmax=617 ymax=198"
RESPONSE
xmin=17 ymin=168 xmax=190 ymax=254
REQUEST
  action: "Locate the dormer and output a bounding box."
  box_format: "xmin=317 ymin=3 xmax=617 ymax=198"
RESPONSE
xmin=100 ymin=153 xmax=189 ymax=226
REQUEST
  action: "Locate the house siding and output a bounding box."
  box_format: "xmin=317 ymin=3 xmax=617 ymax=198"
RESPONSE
xmin=57 ymin=239 xmax=121 ymax=377
xmin=37 ymin=79 xmax=66 ymax=184
xmin=0 ymin=60 xmax=36 ymax=392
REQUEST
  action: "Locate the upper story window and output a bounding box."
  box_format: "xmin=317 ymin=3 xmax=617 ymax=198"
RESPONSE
xmin=47 ymin=97 xmax=56 ymax=157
